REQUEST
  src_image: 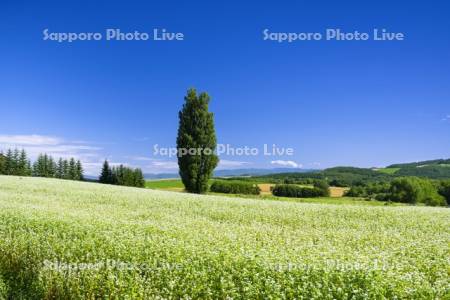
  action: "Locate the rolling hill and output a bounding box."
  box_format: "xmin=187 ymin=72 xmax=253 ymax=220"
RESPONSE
xmin=0 ymin=175 xmax=448 ymax=298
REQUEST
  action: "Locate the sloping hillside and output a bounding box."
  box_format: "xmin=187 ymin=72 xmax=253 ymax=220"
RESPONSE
xmin=0 ymin=176 xmax=448 ymax=298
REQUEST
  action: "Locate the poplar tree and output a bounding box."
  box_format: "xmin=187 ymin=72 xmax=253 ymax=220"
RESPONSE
xmin=176 ymin=88 xmax=219 ymax=193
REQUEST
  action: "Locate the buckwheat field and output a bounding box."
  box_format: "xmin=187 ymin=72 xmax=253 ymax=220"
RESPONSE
xmin=0 ymin=176 xmax=448 ymax=299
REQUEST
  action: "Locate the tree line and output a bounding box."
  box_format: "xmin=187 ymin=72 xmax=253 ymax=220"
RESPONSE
xmin=0 ymin=149 xmax=31 ymax=176
xmin=345 ymin=177 xmax=449 ymax=206
xmin=99 ymin=160 xmax=145 ymax=188
xmin=272 ymin=180 xmax=330 ymax=198
xmin=0 ymin=149 xmax=84 ymax=181
xmin=33 ymin=154 xmax=83 ymax=180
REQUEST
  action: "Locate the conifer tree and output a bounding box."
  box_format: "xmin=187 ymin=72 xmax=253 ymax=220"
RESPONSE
xmin=68 ymin=158 xmax=77 ymax=180
xmin=63 ymin=159 xmax=69 ymax=179
xmin=33 ymin=154 xmax=44 ymax=177
xmin=134 ymin=168 xmax=145 ymax=188
xmin=99 ymin=160 xmax=112 ymax=184
xmin=18 ymin=149 xmax=29 ymax=176
xmin=56 ymin=158 xmax=64 ymax=179
xmin=12 ymin=149 xmax=20 ymax=175
xmin=76 ymin=160 xmax=84 ymax=181
xmin=5 ymin=149 xmax=14 ymax=175
xmin=0 ymin=151 xmax=5 ymax=174
xmin=47 ymin=156 xmax=56 ymax=177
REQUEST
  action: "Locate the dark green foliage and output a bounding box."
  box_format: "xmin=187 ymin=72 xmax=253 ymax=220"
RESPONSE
xmin=272 ymin=184 xmax=326 ymax=198
xmin=389 ymin=177 xmax=445 ymax=206
xmin=438 ymin=180 xmax=450 ymax=205
xmin=0 ymin=153 xmax=5 ymax=174
xmin=257 ymin=167 xmax=392 ymax=187
xmin=18 ymin=150 xmax=31 ymax=176
xmin=33 ymin=154 xmax=56 ymax=178
xmin=0 ymin=149 xmax=82 ymax=181
xmin=32 ymin=154 xmax=82 ymax=180
xmin=99 ymin=160 xmax=113 ymax=184
xmin=210 ymin=181 xmax=260 ymax=195
xmin=386 ymin=159 xmax=450 ymax=179
xmin=394 ymin=165 xmax=450 ymax=179
xmin=388 ymin=159 xmax=450 ymax=169
xmin=68 ymin=158 xmax=77 ymax=180
xmin=99 ymin=160 xmax=145 ymax=188
xmin=0 ymin=149 xmax=32 ymax=176
xmin=177 ymin=88 xmax=219 ymax=194
xmin=313 ymin=180 xmax=330 ymax=197
xmin=76 ymin=160 xmax=84 ymax=181
xmin=56 ymin=158 xmax=64 ymax=179
xmin=345 ymin=178 xmax=446 ymax=206
xmin=345 ymin=182 xmax=391 ymax=200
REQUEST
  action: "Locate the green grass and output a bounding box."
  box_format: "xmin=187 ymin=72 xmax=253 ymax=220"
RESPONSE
xmin=145 ymin=179 xmax=184 ymax=190
xmin=376 ymin=167 xmax=400 ymax=174
xmin=0 ymin=176 xmax=449 ymax=299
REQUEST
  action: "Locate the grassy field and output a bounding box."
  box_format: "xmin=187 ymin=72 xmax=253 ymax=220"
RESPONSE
xmin=376 ymin=167 xmax=400 ymax=174
xmin=145 ymin=179 xmax=185 ymax=191
xmin=0 ymin=176 xmax=449 ymax=299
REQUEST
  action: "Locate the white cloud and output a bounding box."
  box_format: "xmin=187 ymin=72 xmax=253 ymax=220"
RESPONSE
xmin=442 ymin=115 xmax=450 ymax=122
xmin=138 ymin=159 xmax=179 ymax=173
xmin=270 ymin=160 xmax=302 ymax=168
xmin=0 ymin=134 xmax=61 ymax=145
xmin=218 ymin=159 xmax=250 ymax=168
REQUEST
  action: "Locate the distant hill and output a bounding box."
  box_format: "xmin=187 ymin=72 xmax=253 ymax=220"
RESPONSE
xmin=384 ymin=159 xmax=450 ymax=179
xmin=387 ymin=159 xmax=450 ymax=169
xmin=253 ymin=159 xmax=450 ymax=186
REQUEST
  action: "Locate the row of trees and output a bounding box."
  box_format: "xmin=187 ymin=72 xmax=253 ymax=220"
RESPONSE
xmin=210 ymin=180 xmax=261 ymax=195
xmin=1 ymin=149 xmax=147 ymax=188
xmin=0 ymin=149 xmax=31 ymax=176
xmin=272 ymin=180 xmax=330 ymax=198
xmin=99 ymin=160 xmax=145 ymax=188
xmin=0 ymin=149 xmax=84 ymax=181
xmin=33 ymin=154 xmax=83 ymax=180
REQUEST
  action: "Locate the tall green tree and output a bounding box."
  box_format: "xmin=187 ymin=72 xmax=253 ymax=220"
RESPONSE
xmin=18 ymin=149 xmax=30 ymax=176
xmin=99 ymin=160 xmax=113 ymax=184
xmin=0 ymin=152 xmax=5 ymax=174
xmin=47 ymin=156 xmax=56 ymax=177
xmin=63 ymin=159 xmax=69 ymax=179
xmin=56 ymin=158 xmax=64 ymax=179
xmin=5 ymin=149 xmax=14 ymax=175
xmin=68 ymin=158 xmax=77 ymax=180
xmin=76 ymin=160 xmax=84 ymax=181
xmin=176 ymin=88 xmax=219 ymax=193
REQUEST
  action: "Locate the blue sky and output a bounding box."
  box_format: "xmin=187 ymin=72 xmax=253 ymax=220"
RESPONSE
xmin=0 ymin=1 xmax=449 ymax=175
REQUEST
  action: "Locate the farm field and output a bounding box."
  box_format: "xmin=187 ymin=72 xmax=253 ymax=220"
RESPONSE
xmin=148 ymin=179 xmax=350 ymax=200
xmin=0 ymin=175 xmax=449 ymax=299
xmin=145 ymin=178 xmax=185 ymax=191
xmin=376 ymin=168 xmax=401 ymax=174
